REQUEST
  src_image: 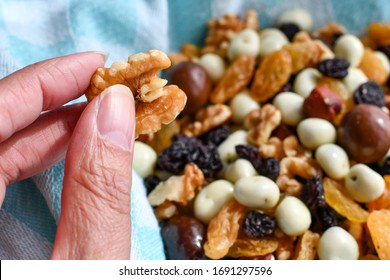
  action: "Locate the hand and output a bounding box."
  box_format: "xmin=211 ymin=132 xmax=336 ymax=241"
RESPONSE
xmin=0 ymin=53 xmax=136 ymax=259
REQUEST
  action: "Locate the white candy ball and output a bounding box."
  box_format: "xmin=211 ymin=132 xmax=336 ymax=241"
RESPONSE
xmin=342 ymin=68 xmax=368 ymax=93
xmin=194 ymin=180 xmax=234 ymax=224
xmin=277 ymin=8 xmax=313 ymax=31
xmin=227 ymin=29 xmax=261 ymax=61
xmin=334 ymin=34 xmax=364 ymax=67
xmin=234 ymin=176 xmax=280 ymax=210
xmin=293 ymin=68 xmax=323 ymax=98
xmin=198 ymin=53 xmax=226 ymax=83
xmin=229 ymin=90 xmax=260 ymax=123
xmin=275 ymin=196 xmax=311 ymax=236
xmin=225 ymin=159 xmax=258 ymax=183
xmin=317 ymin=226 xmax=359 ymax=260
xmin=259 ymin=28 xmax=289 ymax=58
xmin=217 ymin=130 xmax=248 ymax=163
xmin=315 ymin=143 xmax=350 ymax=180
xmin=297 ymin=118 xmax=337 ymax=150
xmin=133 ymin=141 xmax=157 ymax=178
xmin=272 ymin=91 xmax=304 ymax=126
xmin=345 ymin=164 xmax=385 ymax=203
xmin=375 ymin=51 xmax=390 ymax=78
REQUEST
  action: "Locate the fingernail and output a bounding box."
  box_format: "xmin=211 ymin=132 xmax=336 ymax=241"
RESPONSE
xmin=97 ymin=85 xmax=135 ymax=150
xmin=93 ymin=51 xmax=110 ymax=63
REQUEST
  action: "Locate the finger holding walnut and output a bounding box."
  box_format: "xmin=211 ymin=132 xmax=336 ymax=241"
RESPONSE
xmin=85 ymin=50 xmax=187 ymax=138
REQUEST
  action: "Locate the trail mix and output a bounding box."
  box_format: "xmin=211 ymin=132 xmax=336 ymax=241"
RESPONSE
xmin=99 ymin=8 xmax=390 ymax=260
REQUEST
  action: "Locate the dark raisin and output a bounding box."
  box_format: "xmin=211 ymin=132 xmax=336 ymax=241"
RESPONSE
xmin=301 ymin=175 xmax=325 ymax=212
xmin=235 ymin=144 xmax=262 ymax=172
xmin=260 ymin=157 xmax=280 ymax=181
xmin=381 ymin=156 xmax=390 ymax=175
xmin=200 ymin=125 xmax=231 ymax=146
xmin=279 ymin=22 xmax=300 ymax=41
xmin=353 ymin=81 xmax=385 ymax=107
xmin=242 ymin=211 xmax=276 ymax=238
xmin=143 ymin=175 xmax=161 ymax=195
xmin=190 ymin=141 xmax=223 ymax=178
xmin=157 ymin=134 xmax=222 ymax=178
xmin=157 ymin=134 xmax=198 ymax=174
xmin=316 ymin=205 xmax=339 ymax=230
xmin=316 ymin=58 xmax=350 ymax=79
xmin=377 ymin=45 xmax=390 ymax=59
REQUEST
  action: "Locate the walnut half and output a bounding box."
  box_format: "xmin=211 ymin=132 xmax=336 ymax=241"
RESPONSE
xmin=85 ymin=50 xmax=187 ymax=138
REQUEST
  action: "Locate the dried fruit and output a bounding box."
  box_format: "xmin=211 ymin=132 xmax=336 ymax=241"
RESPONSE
xmin=301 ymin=175 xmax=325 ymax=211
xmin=228 ymin=238 xmax=279 ymax=258
xmin=279 ymin=23 xmax=300 ymax=41
xmin=242 ymin=211 xmax=276 ymax=238
xmin=366 ymin=175 xmax=390 ymax=211
xmin=293 ymin=230 xmax=320 ymax=260
xmin=317 ymin=58 xmax=350 ymax=78
xmin=143 ymin=175 xmax=161 ymax=195
xmin=157 ymin=135 xmax=222 ymax=177
xmin=250 ymin=49 xmax=293 ymax=102
xmin=353 ymin=81 xmax=385 ymax=107
xmin=204 ymin=199 xmax=246 ymax=259
xmin=368 ymin=22 xmax=390 ymax=46
xmin=235 ymin=144 xmax=263 ymax=172
xmin=323 ymin=177 xmax=369 ymax=223
xmin=316 ymin=205 xmax=339 ymax=230
xmin=377 ymin=45 xmax=390 ymax=59
xmin=359 ymin=48 xmax=388 ymax=85
xmin=210 ymin=55 xmax=256 ymax=104
xmin=200 ymin=125 xmax=231 ymax=146
xmin=260 ymin=157 xmax=280 ymax=182
xmin=367 ymin=209 xmax=390 ymax=260
xmin=283 ymin=32 xmax=322 ymax=73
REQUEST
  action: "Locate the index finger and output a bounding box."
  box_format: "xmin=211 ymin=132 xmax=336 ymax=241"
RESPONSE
xmin=0 ymin=52 xmax=105 ymax=143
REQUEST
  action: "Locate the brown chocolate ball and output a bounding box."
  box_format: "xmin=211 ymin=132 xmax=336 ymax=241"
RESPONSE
xmin=164 ymin=61 xmax=212 ymax=114
xmin=161 ymin=215 xmax=206 ymax=260
xmin=338 ymin=104 xmax=390 ymax=163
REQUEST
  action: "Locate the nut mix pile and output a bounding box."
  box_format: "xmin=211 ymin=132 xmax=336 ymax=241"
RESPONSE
xmin=89 ymin=9 xmax=390 ymax=260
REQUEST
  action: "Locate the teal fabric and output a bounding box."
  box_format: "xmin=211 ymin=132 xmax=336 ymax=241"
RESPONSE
xmin=0 ymin=0 xmax=389 ymax=260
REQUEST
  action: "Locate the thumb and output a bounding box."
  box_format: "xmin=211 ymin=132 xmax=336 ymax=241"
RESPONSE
xmin=52 ymin=84 xmax=135 ymax=259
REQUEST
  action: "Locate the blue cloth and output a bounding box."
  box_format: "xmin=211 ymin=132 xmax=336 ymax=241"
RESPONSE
xmin=0 ymin=0 xmax=389 ymax=260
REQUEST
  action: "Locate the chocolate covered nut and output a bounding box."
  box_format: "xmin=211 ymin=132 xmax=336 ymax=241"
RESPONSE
xmin=164 ymin=61 xmax=212 ymax=114
xmin=338 ymin=104 xmax=390 ymax=163
xmin=161 ymin=215 xmax=206 ymax=260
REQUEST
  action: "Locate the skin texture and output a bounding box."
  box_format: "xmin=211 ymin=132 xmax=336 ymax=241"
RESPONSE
xmin=0 ymin=52 xmax=136 ymax=259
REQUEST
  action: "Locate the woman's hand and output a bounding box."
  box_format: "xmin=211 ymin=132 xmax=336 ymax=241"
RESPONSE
xmin=0 ymin=52 xmax=136 ymax=259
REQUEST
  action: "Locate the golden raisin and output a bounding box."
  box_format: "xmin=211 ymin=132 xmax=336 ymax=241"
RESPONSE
xmin=323 ymin=177 xmax=369 ymax=223
xmin=250 ymin=49 xmax=292 ymax=102
xmin=359 ymin=48 xmax=388 ymax=85
xmin=203 ymin=199 xmax=246 ymax=259
xmin=368 ymin=22 xmax=390 ymax=46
